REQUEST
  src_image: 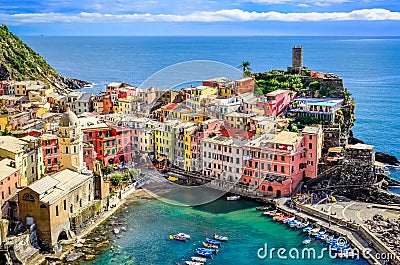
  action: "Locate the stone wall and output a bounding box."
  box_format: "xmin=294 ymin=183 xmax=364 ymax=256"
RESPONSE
xmin=322 ymin=126 xmax=341 ymax=153
xmin=70 ymin=200 xmax=102 ymax=234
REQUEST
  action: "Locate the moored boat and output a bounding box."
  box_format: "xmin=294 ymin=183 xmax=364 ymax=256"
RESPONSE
xmin=177 ymin=232 xmax=191 ymax=239
xmin=256 ymin=206 xmax=270 ymax=211
xmin=197 ymin=248 xmax=218 ymax=254
xmin=206 ymin=238 xmax=221 ymax=245
xmin=195 ymin=249 xmax=213 ymax=257
xmin=283 ymin=217 xmax=295 ymax=224
xmin=172 ymin=234 xmax=186 ymax=241
xmin=262 ymin=210 xmax=276 ymax=216
xmin=191 ymin=256 xmax=207 ymax=263
xmin=303 ymin=237 xmax=311 ymax=245
xmin=303 ymin=225 xmax=313 ymax=233
xmin=185 ymin=261 xmax=204 ymax=265
xmin=203 ymin=242 xmax=219 ymax=249
xmin=213 ymin=234 xmax=229 ymax=241
xmin=227 ymin=195 xmax=240 ymax=201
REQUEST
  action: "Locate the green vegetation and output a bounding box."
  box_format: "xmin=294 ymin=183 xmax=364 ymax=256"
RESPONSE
xmin=241 ymin=61 xmax=252 ymax=77
xmin=254 ymin=71 xmax=304 ymax=94
xmin=0 ymin=25 xmax=58 ymax=82
xmin=0 ymin=24 xmax=87 ymax=91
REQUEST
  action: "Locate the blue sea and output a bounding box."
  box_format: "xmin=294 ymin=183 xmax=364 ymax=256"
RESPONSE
xmin=19 ymin=36 xmax=400 ymax=264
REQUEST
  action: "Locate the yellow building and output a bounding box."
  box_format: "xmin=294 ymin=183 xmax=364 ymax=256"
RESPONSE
xmin=225 ymin=112 xmax=255 ymax=129
xmin=154 ymin=120 xmax=180 ymax=161
xmin=118 ymin=97 xmax=135 ymax=114
xmin=0 ymin=113 xmax=11 ymax=132
xmin=183 ymin=86 xmax=218 ymax=110
xmin=183 ymin=124 xmax=198 ymax=171
xmin=0 ymin=135 xmax=44 ymax=186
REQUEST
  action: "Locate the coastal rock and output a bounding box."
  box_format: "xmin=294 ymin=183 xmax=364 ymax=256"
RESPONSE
xmin=375 ymin=152 xmax=400 ymax=166
xmin=65 ymin=252 xmax=84 ymax=262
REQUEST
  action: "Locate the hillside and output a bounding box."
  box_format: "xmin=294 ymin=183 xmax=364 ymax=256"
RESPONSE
xmin=0 ymin=25 xmax=89 ymax=94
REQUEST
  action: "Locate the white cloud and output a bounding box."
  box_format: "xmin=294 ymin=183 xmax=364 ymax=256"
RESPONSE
xmin=244 ymin=0 xmax=351 ymax=4
xmin=3 ymin=8 xmax=400 ymax=24
xmin=297 ymin=3 xmax=311 ymax=7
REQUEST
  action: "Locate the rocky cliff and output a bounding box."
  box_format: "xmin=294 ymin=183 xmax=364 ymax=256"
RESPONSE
xmin=0 ymin=25 xmax=90 ymax=94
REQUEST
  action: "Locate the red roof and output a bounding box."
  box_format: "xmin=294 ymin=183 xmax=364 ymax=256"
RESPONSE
xmin=162 ymin=103 xmax=179 ymax=111
xmin=219 ymin=127 xmax=255 ymax=139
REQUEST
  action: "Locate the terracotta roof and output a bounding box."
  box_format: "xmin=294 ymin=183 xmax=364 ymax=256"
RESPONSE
xmin=161 ymin=103 xmax=179 ymax=111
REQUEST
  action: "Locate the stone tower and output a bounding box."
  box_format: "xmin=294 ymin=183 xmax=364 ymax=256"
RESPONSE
xmin=58 ymin=108 xmax=85 ymax=172
xmin=292 ymin=46 xmax=303 ymax=70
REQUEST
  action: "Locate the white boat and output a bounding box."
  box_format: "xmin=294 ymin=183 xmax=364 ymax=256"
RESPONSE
xmin=177 ymin=232 xmax=191 ymax=239
xmin=113 ymin=228 xmax=120 ymax=234
xmin=185 ymin=261 xmax=204 ymax=265
xmin=227 ymin=195 xmax=240 ymax=201
xmin=191 ymin=256 xmax=207 ymax=263
xmin=214 ymin=234 xmax=229 ymax=241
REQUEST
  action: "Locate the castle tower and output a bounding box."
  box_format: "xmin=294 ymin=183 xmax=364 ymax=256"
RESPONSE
xmin=292 ymin=46 xmax=303 ymax=70
xmin=58 ymin=108 xmax=85 ymax=172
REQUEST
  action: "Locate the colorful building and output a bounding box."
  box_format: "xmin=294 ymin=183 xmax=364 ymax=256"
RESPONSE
xmin=0 ymin=158 xmax=21 ymax=211
xmin=263 ymin=89 xmax=294 ymax=118
xmin=41 ymin=134 xmax=60 ymax=172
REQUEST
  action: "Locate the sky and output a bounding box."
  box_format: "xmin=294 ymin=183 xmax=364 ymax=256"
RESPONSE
xmin=1 ymin=0 xmax=400 ymax=36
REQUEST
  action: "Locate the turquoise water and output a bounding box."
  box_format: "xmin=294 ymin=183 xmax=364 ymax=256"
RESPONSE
xmin=85 ymin=196 xmax=369 ymax=265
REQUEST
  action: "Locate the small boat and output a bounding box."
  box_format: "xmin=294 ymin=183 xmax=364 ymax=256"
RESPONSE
xmin=270 ymin=211 xmax=281 ymax=217
xmin=177 ymin=232 xmax=191 ymax=239
xmin=185 ymin=261 xmax=204 ymax=265
xmin=283 ymin=217 xmax=295 ymax=224
xmin=309 ymin=228 xmax=320 ymax=235
xmin=172 ymin=234 xmax=186 ymax=241
xmin=297 ymin=221 xmax=309 ymax=229
xmin=191 ymin=257 xmax=207 ymax=263
xmin=303 ymin=237 xmax=312 ymax=245
xmin=303 ymin=226 xmax=313 ymax=233
xmin=256 ymin=206 xmax=270 ymax=211
xmin=316 ymin=233 xmax=329 ymax=240
xmin=278 ymin=215 xmax=291 ymax=222
xmin=206 ymin=238 xmax=221 ymax=245
xmin=214 ymin=234 xmax=229 ymax=241
xmin=195 ymin=249 xmax=213 ymax=257
xmin=227 ymin=195 xmax=240 ymax=201
xmin=262 ymin=210 xmax=276 ymax=216
xmin=203 ymin=242 xmax=219 ymax=249
xmin=113 ymin=228 xmax=120 ymax=234
xmin=290 ymin=220 xmax=301 ymax=228
xmin=197 ymin=248 xmax=218 ymax=254
xmin=273 ymin=213 xmax=283 ymax=220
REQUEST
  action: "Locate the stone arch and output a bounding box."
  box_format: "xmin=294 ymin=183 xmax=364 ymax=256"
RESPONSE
xmin=57 ymin=230 xmax=68 ymax=241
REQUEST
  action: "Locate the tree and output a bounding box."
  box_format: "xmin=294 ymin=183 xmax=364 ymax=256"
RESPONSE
xmin=241 ymin=61 xmax=252 ymax=77
xmin=110 ymin=174 xmax=123 ymax=187
xmin=101 ymin=165 xmax=114 ymax=176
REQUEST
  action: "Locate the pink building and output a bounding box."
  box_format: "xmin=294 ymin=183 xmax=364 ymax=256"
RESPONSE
xmin=202 ymin=136 xmax=247 ymax=183
xmin=41 ymin=134 xmax=60 ymax=172
xmin=241 ymin=131 xmax=306 ymax=197
xmin=83 ymin=142 xmax=96 ymax=171
xmin=0 ymin=158 xmax=20 ymax=213
xmin=301 ymin=126 xmax=323 ymax=179
xmin=263 ymin=89 xmax=294 ymax=118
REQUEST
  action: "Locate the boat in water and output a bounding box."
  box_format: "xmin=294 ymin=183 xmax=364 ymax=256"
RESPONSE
xmin=206 ymin=238 xmax=221 ymax=245
xmin=191 ymin=256 xmax=207 ymax=263
xmin=177 ymin=232 xmax=191 ymax=239
xmin=196 ymin=248 xmax=218 ymax=254
xmin=195 ymin=249 xmax=213 ymax=257
xmin=185 ymin=261 xmax=204 ymax=265
xmin=303 ymin=225 xmax=313 ymax=233
xmin=170 ymin=234 xmax=186 ymax=241
xmin=213 ymin=234 xmax=229 ymax=241
xmin=256 ymin=206 xmax=271 ymax=211
xmin=262 ymin=210 xmax=276 ymax=216
xmin=203 ymin=242 xmax=219 ymax=249
xmin=227 ymin=195 xmax=240 ymax=201
xmin=303 ymin=237 xmax=312 ymax=245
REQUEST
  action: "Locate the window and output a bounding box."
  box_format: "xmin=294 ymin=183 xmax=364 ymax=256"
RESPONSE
xmin=8 ymin=187 xmax=11 ymax=195
xmin=274 ymin=155 xmax=277 ymax=160
xmin=281 ymin=166 xmax=285 ymax=173
xmin=309 ymin=143 xmax=312 ymax=149
xmin=48 ymin=159 xmax=51 ymax=165
xmin=274 ymin=165 xmax=277 ymax=171
xmin=23 ymin=193 xmax=35 ymax=201
xmin=66 ymin=146 xmax=69 ymax=153
xmin=281 ymin=156 xmax=285 ymax=161
xmin=70 ymin=204 xmax=73 ymax=213
xmin=56 ymin=205 xmax=59 ymax=217
xmin=63 ymin=200 xmax=67 ymax=211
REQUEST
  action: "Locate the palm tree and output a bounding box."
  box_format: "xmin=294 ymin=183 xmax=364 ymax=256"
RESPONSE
xmin=241 ymin=61 xmax=252 ymax=77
